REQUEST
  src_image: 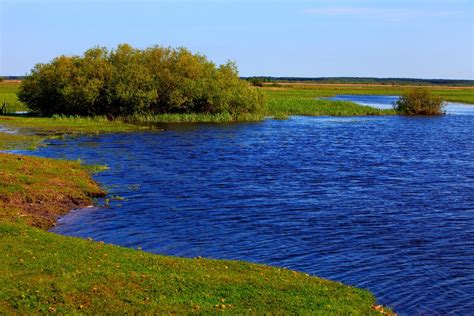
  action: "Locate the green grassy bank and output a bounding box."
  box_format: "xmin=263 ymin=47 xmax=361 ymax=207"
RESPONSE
xmin=265 ymin=97 xmax=394 ymax=118
xmin=0 ymin=221 xmax=385 ymax=314
xmin=0 ymin=115 xmax=145 ymax=136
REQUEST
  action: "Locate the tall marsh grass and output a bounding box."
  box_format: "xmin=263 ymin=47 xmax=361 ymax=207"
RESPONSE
xmin=265 ymin=97 xmax=395 ymax=117
xmin=123 ymin=112 xmax=265 ymax=124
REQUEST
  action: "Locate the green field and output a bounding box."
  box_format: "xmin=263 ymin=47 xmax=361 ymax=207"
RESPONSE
xmin=261 ymin=83 xmax=474 ymax=104
xmin=2 ymin=81 xmax=472 ymax=121
xmin=261 ymin=83 xmax=473 ymax=117
xmin=265 ymin=97 xmax=394 ymax=118
xmin=0 ymin=82 xmax=26 ymax=113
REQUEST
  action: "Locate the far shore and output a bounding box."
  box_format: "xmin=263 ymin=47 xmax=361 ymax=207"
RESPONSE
xmin=267 ymin=81 xmax=474 ymax=90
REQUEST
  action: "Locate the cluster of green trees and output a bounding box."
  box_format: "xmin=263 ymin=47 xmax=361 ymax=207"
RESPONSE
xmin=394 ymin=88 xmax=445 ymax=115
xmin=18 ymin=44 xmax=264 ymax=117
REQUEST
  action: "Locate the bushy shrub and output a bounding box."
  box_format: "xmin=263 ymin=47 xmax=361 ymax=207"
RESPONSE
xmin=394 ymin=88 xmax=445 ymax=115
xmin=18 ymin=44 xmax=264 ymax=117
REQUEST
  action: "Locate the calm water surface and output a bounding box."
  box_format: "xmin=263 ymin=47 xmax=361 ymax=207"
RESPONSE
xmin=25 ymin=96 xmax=474 ymax=315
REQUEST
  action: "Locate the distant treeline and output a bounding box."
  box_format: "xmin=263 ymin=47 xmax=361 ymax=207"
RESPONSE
xmin=243 ymin=77 xmax=474 ymax=86
xmin=1 ymin=76 xmax=26 ymax=80
xmin=6 ymin=75 xmax=473 ymax=87
xmin=17 ymin=44 xmax=264 ymax=117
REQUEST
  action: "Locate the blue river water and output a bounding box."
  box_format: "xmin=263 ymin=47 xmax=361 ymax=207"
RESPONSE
xmin=19 ymin=96 xmax=474 ymax=315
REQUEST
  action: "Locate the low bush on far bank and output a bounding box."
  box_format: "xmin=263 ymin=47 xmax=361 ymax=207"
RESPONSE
xmin=394 ymin=88 xmax=445 ymax=115
xmin=18 ymin=45 xmax=264 ymax=118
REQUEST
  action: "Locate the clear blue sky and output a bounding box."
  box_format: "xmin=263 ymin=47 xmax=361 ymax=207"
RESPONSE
xmin=1 ymin=0 xmax=473 ymax=79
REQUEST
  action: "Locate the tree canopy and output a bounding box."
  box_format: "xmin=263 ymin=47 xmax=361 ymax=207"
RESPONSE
xmin=18 ymin=44 xmax=264 ymax=117
xmin=394 ymin=88 xmax=445 ymax=115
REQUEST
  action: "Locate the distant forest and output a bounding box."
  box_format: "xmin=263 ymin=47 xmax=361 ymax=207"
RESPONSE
xmin=243 ymin=77 xmax=474 ymax=86
xmin=4 ymin=75 xmax=473 ymax=86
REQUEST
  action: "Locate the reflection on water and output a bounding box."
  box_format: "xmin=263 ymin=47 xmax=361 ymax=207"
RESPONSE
xmin=20 ymin=96 xmax=474 ymax=315
xmin=326 ymin=94 xmax=400 ymax=109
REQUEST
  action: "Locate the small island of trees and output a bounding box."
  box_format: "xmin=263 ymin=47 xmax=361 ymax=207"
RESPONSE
xmin=18 ymin=44 xmax=264 ymax=119
xmin=394 ymin=88 xmax=445 ymax=115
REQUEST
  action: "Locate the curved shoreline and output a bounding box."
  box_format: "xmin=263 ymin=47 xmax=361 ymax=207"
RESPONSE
xmin=0 ymin=152 xmax=106 ymax=229
xmin=0 ymin=121 xmax=393 ymax=314
xmin=0 ymin=150 xmax=391 ymax=314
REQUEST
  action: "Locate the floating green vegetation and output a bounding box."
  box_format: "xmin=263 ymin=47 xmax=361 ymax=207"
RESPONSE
xmin=0 ymin=132 xmax=44 ymax=151
xmin=0 ymin=115 xmax=152 ymax=154
xmin=81 ymin=163 xmax=110 ymax=174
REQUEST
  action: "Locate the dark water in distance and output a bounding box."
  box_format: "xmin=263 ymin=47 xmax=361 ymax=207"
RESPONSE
xmin=23 ymin=96 xmax=474 ymax=315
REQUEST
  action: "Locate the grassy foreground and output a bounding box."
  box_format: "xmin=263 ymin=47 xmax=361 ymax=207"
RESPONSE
xmin=0 ymin=221 xmax=385 ymax=314
xmin=0 ymin=126 xmax=392 ymax=314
